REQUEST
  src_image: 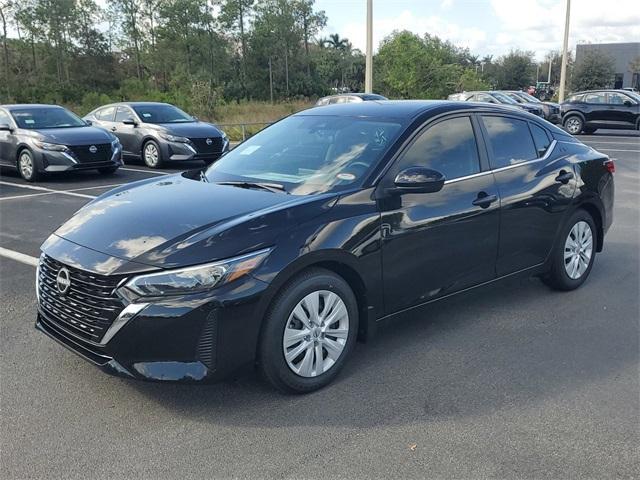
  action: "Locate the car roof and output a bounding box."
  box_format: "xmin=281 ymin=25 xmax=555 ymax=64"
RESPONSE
xmin=108 ymin=102 xmax=172 ymax=107
xmin=1 ymin=104 xmax=66 ymax=110
xmin=571 ymin=89 xmax=633 ymax=95
xmin=296 ymin=100 xmax=531 ymax=120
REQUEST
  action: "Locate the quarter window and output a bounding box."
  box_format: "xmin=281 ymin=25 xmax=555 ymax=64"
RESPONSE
xmin=482 ymin=116 xmax=537 ymax=168
xmin=398 ymin=116 xmax=481 ymax=180
xmin=607 ymin=92 xmax=635 ymax=105
xmin=530 ymin=124 xmax=552 ymax=158
xmin=0 ymin=110 xmax=11 ymax=126
xmin=95 ymin=107 xmax=115 ymax=121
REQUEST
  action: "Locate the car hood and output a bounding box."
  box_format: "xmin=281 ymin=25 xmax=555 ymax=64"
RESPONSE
xmin=520 ymin=103 xmax=542 ymax=110
xmin=29 ymin=126 xmax=114 ymax=145
xmin=150 ymin=122 xmax=222 ymax=137
xmin=50 ymin=173 xmax=337 ymax=270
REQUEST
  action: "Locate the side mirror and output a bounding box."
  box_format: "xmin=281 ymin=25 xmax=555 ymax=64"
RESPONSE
xmin=392 ymin=167 xmax=445 ymax=194
xmin=123 ymin=118 xmax=137 ymax=126
xmin=0 ymin=123 xmax=12 ymax=131
xmin=623 ymin=100 xmax=633 ymax=107
xmin=84 ymin=119 xmax=92 ymax=126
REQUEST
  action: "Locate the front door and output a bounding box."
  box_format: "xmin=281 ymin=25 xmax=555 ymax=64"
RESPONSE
xmin=379 ymin=115 xmax=500 ymax=314
xmin=0 ymin=109 xmax=13 ymax=165
xmin=604 ymin=92 xmax=639 ymax=127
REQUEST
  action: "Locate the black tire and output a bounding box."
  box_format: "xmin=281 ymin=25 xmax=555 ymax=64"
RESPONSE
xmin=258 ymin=268 xmax=359 ymax=394
xmin=17 ymin=149 xmax=41 ymax=182
xmin=563 ymin=115 xmax=584 ymax=135
xmin=97 ymin=166 xmax=119 ymax=175
xmin=542 ymin=209 xmax=597 ymax=291
xmin=142 ymin=140 xmax=163 ymax=168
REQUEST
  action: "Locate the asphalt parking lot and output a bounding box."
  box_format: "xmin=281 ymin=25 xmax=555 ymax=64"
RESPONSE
xmin=1 ymin=132 xmax=639 ymax=479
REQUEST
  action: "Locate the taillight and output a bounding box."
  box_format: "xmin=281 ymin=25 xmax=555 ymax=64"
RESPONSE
xmin=604 ymin=159 xmax=615 ymax=174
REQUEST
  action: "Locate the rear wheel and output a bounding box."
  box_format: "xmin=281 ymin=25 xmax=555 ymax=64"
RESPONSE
xmin=258 ymin=268 xmax=358 ymax=393
xmin=543 ymin=210 xmax=597 ymax=291
xmin=17 ymin=149 xmax=40 ymax=182
xmin=97 ymin=166 xmax=119 ymax=175
xmin=564 ymin=115 xmax=584 ymax=135
xmin=142 ymin=140 xmax=163 ymax=168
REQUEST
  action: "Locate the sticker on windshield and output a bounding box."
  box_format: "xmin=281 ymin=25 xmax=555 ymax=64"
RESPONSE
xmin=24 ymin=119 xmax=35 ymax=124
xmin=374 ymin=128 xmax=388 ymax=146
xmin=240 ymin=145 xmax=261 ymax=155
xmin=142 ymin=113 xmax=152 ymax=118
xmin=337 ymin=172 xmax=356 ymax=181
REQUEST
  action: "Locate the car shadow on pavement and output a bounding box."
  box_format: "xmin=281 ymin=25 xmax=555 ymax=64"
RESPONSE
xmin=124 ymin=260 xmax=638 ymax=428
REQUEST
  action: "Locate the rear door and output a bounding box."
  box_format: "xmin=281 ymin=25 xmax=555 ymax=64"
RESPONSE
xmin=113 ymin=106 xmax=140 ymax=155
xmin=0 ymin=109 xmax=14 ymax=165
xmin=582 ymin=92 xmax=607 ymax=123
xmin=379 ymin=114 xmax=500 ymax=313
xmin=479 ymin=115 xmax=576 ymax=275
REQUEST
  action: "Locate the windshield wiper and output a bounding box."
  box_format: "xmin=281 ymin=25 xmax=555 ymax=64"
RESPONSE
xmin=216 ymin=181 xmax=288 ymax=194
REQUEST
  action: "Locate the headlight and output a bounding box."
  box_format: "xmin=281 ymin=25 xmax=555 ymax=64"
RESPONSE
xmin=117 ymin=248 xmax=271 ymax=301
xmin=33 ymin=141 xmax=69 ymax=152
xmin=111 ymin=137 xmax=121 ymax=148
xmin=160 ymin=133 xmax=190 ymax=143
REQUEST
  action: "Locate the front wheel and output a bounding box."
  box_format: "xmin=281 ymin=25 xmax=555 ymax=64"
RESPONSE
xmin=142 ymin=140 xmax=163 ymax=168
xmin=564 ymin=115 xmax=584 ymax=135
xmin=18 ymin=150 xmax=41 ymax=182
xmin=543 ymin=210 xmax=597 ymax=291
xmin=258 ymin=268 xmax=359 ymax=394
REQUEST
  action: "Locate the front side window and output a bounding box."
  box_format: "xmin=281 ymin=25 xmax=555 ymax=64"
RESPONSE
xmin=0 ymin=109 xmax=11 ymax=126
xmin=132 ymin=104 xmax=193 ymax=124
xmin=205 ymin=115 xmax=404 ymax=195
xmin=397 ymin=116 xmax=480 ymax=181
xmin=584 ymin=92 xmax=605 ymax=104
xmin=95 ymin=107 xmax=115 ymax=121
xmin=482 ymin=116 xmax=537 ymax=168
xmin=115 ymin=107 xmax=135 ymax=123
xmin=10 ymin=107 xmax=86 ymax=129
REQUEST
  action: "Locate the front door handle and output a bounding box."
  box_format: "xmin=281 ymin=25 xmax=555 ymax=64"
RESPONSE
xmin=472 ymin=192 xmax=497 ymax=208
xmin=555 ymin=170 xmax=574 ymax=184
xmin=110 ymin=126 xmax=117 ymax=132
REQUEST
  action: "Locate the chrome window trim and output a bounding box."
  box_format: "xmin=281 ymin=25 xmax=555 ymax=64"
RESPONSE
xmin=443 ymin=139 xmax=557 ymax=183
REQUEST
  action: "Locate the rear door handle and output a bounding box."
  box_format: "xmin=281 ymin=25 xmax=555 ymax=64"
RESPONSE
xmin=472 ymin=192 xmax=498 ymax=208
xmin=555 ymin=170 xmax=574 ymax=184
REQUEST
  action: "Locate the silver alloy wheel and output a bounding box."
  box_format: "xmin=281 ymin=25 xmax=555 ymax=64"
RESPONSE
xmin=564 ymin=220 xmax=593 ymax=279
xmin=565 ymin=117 xmax=582 ymax=134
xmin=144 ymin=143 xmax=159 ymax=167
xmin=282 ymin=290 xmax=349 ymax=378
xmin=19 ymin=152 xmax=33 ymax=179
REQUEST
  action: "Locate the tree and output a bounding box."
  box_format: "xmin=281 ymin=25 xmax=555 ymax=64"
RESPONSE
xmin=494 ymin=50 xmax=535 ymax=89
xmin=571 ymin=51 xmax=615 ymax=91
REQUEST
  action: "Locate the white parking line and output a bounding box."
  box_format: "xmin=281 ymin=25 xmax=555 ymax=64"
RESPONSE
xmin=0 ymin=191 xmax=58 ymax=201
xmin=0 ymin=181 xmax=96 ymax=199
xmin=120 ymin=167 xmax=169 ymax=175
xmin=0 ymin=246 xmax=38 ymax=267
xmin=596 ymin=148 xmax=640 ymax=153
xmin=65 ymin=183 xmax=124 ymax=192
xmin=584 ymin=141 xmax=640 ymax=146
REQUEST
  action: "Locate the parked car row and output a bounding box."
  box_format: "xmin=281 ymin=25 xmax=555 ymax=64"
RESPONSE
xmin=447 ymin=90 xmax=559 ymax=122
xmin=0 ymin=102 xmax=229 ymax=181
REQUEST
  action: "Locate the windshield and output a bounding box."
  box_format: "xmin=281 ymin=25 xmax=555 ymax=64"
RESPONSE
xmin=205 ymin=115 xmax=404 ymax=195
xmin=492 ymin=92 xmax=519 ymax=104
xmin=132 ymin=104 xmax=194 ymax=124
xmin=11 ymin=108 xmax=86 ymax=129
xmin=516 ymin=91 xmax=541 ymax=103
xmin=505 ymin=93 xmax=526 ymax=103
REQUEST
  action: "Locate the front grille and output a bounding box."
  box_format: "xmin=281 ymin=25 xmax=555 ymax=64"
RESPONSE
xmin=38 ymin=255 xmax=125 ymax=343
xmin=68 ymin=144 xmax=112 ymax=163
xmin=189 ymin=137 xmax=223 ymax=154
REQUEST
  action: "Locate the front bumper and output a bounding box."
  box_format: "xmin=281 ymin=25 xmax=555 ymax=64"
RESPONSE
xmin=163 ymin=139 xmax=228 ymax=163
xmin=37 ymin=146 xmax=123 ymax=173
xmin=36 ymin=254 xmax=269 ymax=383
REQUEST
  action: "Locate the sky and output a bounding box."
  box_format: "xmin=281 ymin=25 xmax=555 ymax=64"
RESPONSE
xmin=316 ymin=0 xmax=640 ymax=61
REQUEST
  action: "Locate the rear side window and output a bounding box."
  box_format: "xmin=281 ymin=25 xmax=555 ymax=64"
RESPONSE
xmin=399 ymin=116 xmax=480 ymax=180
xmin=530 ymin=124 xmax=552 ymax=157
xmin=95 ymin=107 xmax=115 ymax=121
xmin=482 ymin=116 xmax=537 ymax=168
xmin=115 ymin=107 xmax=134 ymax=122
xmin=584 ymin=92 xmax=605 ymax=104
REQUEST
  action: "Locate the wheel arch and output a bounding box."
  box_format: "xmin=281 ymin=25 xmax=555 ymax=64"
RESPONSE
xmin=576 ymin=201 xmax=604 ymax=253
xmin=563 ymin=110 xmax=586 ymax=123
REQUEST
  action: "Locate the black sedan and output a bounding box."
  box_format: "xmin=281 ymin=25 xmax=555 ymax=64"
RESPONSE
xmin=84 ymin=102 xmax=229 ymax=168
xmin=36 ymin=101 xmax=614 ymax=393
xmin=0 ymin=104 xmax=122 ymax=182
xmin=561 ymin=89 xmax=640 ymax=134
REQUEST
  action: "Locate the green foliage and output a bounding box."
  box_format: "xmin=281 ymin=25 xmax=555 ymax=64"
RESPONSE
xmin=571 ymin=51 xmax=615 ymax=91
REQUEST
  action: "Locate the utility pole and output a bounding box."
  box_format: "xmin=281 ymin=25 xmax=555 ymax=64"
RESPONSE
xmin=365 ymin=0 xmax=373 ymax=93
xmin=268 ymin=57 xmax=274 ymax=104
xmin=548 ymin=57 xmax=553 ymax=83
xmin=558 ymin=0 xmax=571 ymax=102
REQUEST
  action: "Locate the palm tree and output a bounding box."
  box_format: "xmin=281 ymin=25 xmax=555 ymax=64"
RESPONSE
xmin=326 ymin=33 xmax=349 ymax=51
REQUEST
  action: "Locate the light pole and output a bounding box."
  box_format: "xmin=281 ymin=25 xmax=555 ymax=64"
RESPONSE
xmin=558 ymin=0 xmax=571 ymax=102
xmin=365 ymin=0 xmax=373 ymax=93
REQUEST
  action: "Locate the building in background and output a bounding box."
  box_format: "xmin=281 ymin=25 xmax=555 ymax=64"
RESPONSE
xmin=575 ymin=42 xmax=640 ymax=90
